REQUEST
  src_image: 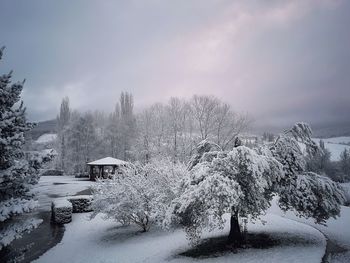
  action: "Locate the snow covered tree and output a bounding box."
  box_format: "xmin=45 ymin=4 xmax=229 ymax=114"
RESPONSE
xmin=306 ymin=140 xmax=332 ymax=175
xmin=339 ymin=149 xmax=350 ymax=181
xmin=270 ymin=123 xmax=345 ymax=224
xmin=104 ymin=103 xmax=122 ymax=158
xmin=168 ymin=142 xmax=283 ymax=244
xmin=56 ymin=96 xmax=71 ymax=172
xmin=0 ymin=47 xmax=51 ymax=249
xmin=65 ymin=112 xmax=97 ymax=174
xmin=91 ymin=158 xmax=188 ymax=232
xmin=120 ymin=92 xmax=136 ymax=160
xmin=168 ymin=123 xmax=345 ymax=246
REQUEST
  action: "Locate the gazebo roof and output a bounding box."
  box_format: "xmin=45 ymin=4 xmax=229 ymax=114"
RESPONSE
xmin=87 ymin=157 xmax=128 ymax=166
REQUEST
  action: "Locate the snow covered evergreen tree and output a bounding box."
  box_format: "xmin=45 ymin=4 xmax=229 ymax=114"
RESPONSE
xmin=0 ymin=47 xmax=51 ymax=249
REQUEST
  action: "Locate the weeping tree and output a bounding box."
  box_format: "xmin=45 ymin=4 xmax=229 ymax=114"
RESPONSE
xmin=168 ymin=143 xmax=283 ymax=244
xmin=168 ymin=123 xmax=345 ymax=246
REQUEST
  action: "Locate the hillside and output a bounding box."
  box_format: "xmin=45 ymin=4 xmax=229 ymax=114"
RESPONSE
xmin=28 ymin=119 xmax=57 ymax=141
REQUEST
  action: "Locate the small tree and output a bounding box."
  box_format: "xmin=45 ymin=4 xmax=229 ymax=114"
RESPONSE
xmin=0 ymin=47 xmax=51 ymax=249
xmin=91 ymin=158 xmax=188 ymax=232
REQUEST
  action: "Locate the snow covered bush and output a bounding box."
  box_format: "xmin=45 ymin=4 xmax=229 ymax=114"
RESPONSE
xmin=91 ymin=158 xmax=188 ymax=232
xmin=0 ymin=47 xmax=52 ymax=249
xmin=51 ymin=199 xmax=73 ymax=224
xmin=67 ymin=195 xmax=93 ymax=213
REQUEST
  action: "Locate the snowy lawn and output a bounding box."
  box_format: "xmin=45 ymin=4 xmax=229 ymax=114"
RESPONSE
xmin=32 ymin=176 xmax=93 ymax=211
xmin=35 ymin=213 xmax=325 ymax=263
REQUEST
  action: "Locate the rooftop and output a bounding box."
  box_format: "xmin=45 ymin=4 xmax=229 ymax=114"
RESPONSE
xmin=87 ymin=157 xmax=129 ymax=166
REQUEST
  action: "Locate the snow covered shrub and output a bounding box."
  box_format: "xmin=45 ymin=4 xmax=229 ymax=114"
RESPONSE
xmin=0 ymin=47 xmax=52 ymax=249
xmin=91 ymin=158 xmax=188 ymax=232
xmin=51 ymin=199 xmax=73 ymax=224
xmin=67 ymin=195 xmax=93 ymax=213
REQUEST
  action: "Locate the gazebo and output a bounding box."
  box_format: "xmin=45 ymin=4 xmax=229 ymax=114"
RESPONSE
xmin=87 ymin=157 xmax=129 ymax=181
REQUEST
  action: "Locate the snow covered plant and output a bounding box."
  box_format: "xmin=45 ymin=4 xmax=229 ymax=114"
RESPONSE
xmin=90 ymin=158 xmax=188 ymax=232
xmin=270 ymin=122 xmax=345 ymax=224
xmin=168 ymin=144 xmax=283 ymax=245
xmin=0 ymin=47 xmax=52 ymax=250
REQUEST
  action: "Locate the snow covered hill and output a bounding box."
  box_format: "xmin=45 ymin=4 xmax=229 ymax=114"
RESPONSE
xmin=313 ymin=137 xmax=350 ymax=161
xmin=35 ymin=133 xmax=57 ymax=144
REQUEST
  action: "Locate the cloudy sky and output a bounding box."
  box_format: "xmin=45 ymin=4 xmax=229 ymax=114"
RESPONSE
xmin=1 ymin=0 xmax=349 ymax=128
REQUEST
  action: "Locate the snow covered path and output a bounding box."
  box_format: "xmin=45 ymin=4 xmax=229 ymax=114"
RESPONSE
xmin=268 ymin=198 xmax=350 ymax=262
xmin=35 ymin=213 xmax=326 ymax=263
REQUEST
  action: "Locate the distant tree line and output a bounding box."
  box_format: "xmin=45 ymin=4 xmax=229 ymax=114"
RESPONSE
xmin=306 ymin=140 xmax=350 ymax=182
xmin=55 ymin=94 xmax=250 ymax=174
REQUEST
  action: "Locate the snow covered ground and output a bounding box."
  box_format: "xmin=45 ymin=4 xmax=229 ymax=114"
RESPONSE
xmin=35 ymin=212 xmax=325 ymax=263
xmin=32 ymin=176 xmax=92 ymax=211
xmin=313 ymin=137 xmax=350 ymax=161
xmin=268 ymin=198 xmax=350 ymax=262
xmin=30 ymin=175 xmax=350 ymax=263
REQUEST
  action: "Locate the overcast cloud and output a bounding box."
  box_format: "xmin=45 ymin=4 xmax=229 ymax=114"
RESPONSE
xmin=1 ymin=0 xmax=349 ymax=128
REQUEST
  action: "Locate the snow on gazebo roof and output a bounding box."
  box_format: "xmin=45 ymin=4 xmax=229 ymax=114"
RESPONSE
xmin=87 ymin=157 xmax=129 ymax=166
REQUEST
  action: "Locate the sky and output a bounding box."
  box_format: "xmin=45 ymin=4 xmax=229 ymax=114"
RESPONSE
xmin=1 ymin=0 xmax=349 ymax=129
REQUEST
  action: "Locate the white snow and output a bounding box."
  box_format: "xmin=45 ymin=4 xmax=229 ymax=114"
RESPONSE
xmin=313 ymin=137 xmax=350 ymax=161
xmin=52 ymin=198 xmax=72 ymax=208
xmin=87 ymin=157 xmax=129 ymax=166
xmin=35 ymin=133 xmax=57 ymax=144
xmin=35 ymin=213 xmax=325 ymax=263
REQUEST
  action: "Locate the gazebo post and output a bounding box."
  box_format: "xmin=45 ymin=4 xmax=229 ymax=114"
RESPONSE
xmin=89 ymin=165 xmax=92 ymax=180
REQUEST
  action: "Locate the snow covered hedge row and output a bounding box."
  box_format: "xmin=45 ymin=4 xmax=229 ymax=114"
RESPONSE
xmin=51 ymin=195 xmax=93 ymax=224
xmin=67 ymin=195 xmax=93 ymax=213
xmin=51 ymin=199 xmax=73 ymax=224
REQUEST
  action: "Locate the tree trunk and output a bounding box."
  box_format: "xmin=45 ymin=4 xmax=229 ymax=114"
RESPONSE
xmin=227 ymin=212 xmax=243 ymax=246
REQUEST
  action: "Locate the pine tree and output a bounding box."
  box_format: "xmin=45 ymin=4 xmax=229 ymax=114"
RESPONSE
xmin=0 ymin=47 xmax=50 ymax=249
xmin=56 ymin=96 xmax=71 ymax=172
